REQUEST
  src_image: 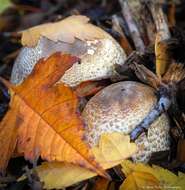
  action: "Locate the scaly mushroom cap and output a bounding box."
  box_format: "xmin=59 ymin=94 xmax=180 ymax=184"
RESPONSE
xmin=82 ymin=81 xmax=170 ymax=163
xmin=10 ymin=16 xmax=126 ymax=86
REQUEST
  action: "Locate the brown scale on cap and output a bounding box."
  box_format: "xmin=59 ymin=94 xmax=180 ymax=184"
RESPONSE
xmin=82 ymin=81 xmax=170 ymax=163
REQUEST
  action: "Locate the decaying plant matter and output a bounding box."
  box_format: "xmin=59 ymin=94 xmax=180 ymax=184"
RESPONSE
xmin=115 ymin=1 xmax=185 ymax=143
xmin=0 ymin=0 xmax=185 ymax=189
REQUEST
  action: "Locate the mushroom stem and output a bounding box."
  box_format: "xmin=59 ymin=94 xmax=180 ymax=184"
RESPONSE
xmin=130 ymin=85 xmax=171 ymax=141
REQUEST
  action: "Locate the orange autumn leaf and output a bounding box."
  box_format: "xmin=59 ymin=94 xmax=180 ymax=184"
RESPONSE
xmin=0 ymin=53 xmax=107 ymax=177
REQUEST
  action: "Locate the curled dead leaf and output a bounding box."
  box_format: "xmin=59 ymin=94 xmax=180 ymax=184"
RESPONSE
xmin=21 ymin=15 xmax=107 ymax=47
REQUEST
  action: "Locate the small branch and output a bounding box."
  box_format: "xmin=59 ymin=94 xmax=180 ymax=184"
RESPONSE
xmin=24 ymin=150 xmax=43 ymax=190
xmin=149 ymin=2 xmax=171 ymax=41
xmin=130 ymin=85 xmax=172 ymax=141
xmin=127 ymin=0 xmax=149 ymax=45
xmin=167 ymin=1 xmax=176 ymax=27
xmin=140 ymin=2 xmax=156 ymax=44
xmin=119 ymin=0 xmax=145 ymax=52
xmin=24 ymin=166 xmax=43 ymax=190
xmin=149 ymin=2 xmax=171 ymax=76
xmin=112 ymin=15 xmax=133 ymax=55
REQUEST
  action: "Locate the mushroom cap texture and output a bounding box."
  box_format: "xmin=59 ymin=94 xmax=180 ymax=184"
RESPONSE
xmin=82 ymin=81 xmax=170 ymax=163
xmin=10 ymin=18 xmax=126 ymax=86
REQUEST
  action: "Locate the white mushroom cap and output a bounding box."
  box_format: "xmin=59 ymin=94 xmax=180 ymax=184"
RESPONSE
xmin=11 ymin=16 xmax=126 ymax=87
xmin=82 ymin=81 xmax=170 ymax=163
xmin=61 ymin=37 xmax=125 ymax=86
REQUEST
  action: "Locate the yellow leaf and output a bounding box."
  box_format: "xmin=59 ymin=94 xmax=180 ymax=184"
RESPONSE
xmin=120 ymin=159 xmax=136 ymax=177
xmin=151 ymin=165 xmax=178 ymax=185
xmin=178 ymin=172 xmax=185 ymax=179
xmin=19 ymin=133 xmax=137 ymax=189
xmin=173 ymin=172 xmax=185 ymax=188
xmin=92 ymin=133 xmax=138 ymax=169
xmin=120 ymin=171 xmax=161 ymax=190
xmin=34 ymin=162 xmax=96 ymax=189
xmin=121 ymin=160 xmax=184 ymax=190
xmin=121 ymin=160 xmax=178 ymax=185
xmin=21 ymin=15 xmax=107 ymax=47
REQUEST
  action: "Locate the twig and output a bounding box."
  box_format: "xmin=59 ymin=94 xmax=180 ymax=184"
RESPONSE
xmin=24 ymin=150 xmax=43 ymax=190
xmin=127 ymin=0 xmax=149 ymax=45
xmin=140 ymin=2 xmax=156 ymax=44
xmin=119 ymin=0 xmax=145 ymax=52
xmin=24 ymin=166 xmax=43 ymax=190
xmin=130 ymin=85 xmax=172 ymax=141
xmin=149 ymin=2 xmax=171 ymax=41
xmin=112 ymin=15 xmax=132 ymax=55
xmin=115 ymin=50 xmax=177 ymax=141
xmin=149 ymin=2 xmax=171 ymax=76
xmin=167 ymin=1 xmax=176 ymax=27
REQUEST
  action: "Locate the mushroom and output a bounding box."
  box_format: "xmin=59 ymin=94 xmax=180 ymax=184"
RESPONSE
xmin=82 ymin=81 xmax=170 ymax=163
xmin=10 ymin=15 xmax=126 ymax=87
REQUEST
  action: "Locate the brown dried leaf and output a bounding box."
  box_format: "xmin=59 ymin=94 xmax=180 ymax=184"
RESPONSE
xmin=21 ymin=15 xmax=107 ymax=47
